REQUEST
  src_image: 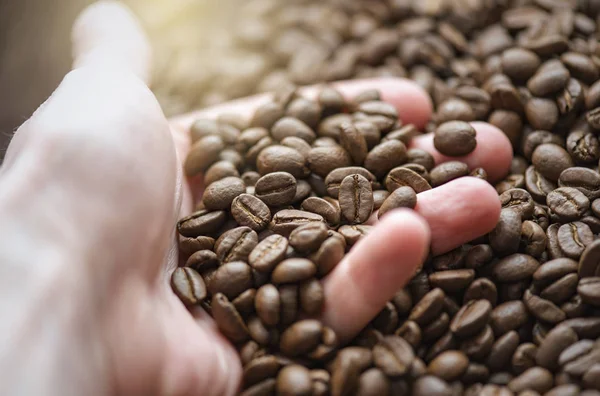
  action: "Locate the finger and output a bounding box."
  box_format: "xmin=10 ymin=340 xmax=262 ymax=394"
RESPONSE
xmin=170 ymin=77 xmax=433 ymax=132
xmin=72 ymin=0 xmax=152 ymax=83
xmin=321 ymin=210 xmax=430 ymax=341
xmin=411 ymin=122 xmax=513 ymax=183
xmin=321 ymin=177 xmax=500 ymax=340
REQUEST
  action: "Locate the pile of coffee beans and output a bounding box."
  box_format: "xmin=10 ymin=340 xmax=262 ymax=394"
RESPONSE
xmin=168 ymin=0 xmax=600 ymax=395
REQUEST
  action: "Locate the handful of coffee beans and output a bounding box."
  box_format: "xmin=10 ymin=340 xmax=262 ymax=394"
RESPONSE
xmin=170 ymin=1 xmax=600 ymax=395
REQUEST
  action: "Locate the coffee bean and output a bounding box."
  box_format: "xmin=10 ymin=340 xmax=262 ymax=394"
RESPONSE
xmin=507 ymin=367 xmax=553 ymax=394
xmin=526 ymin=98 xmax=559 ymax=131
xmin=422 ymin=312 xmax=450 ymax=342
xmin=279 ymin=320 xmax=322 ymax=357
xmin=363 ymin=140 xmax=408 ymax=179
xmin=579 ymin=240 xmax=600 ymax=278
xmin=461 ymin=325 xmax=495 ymax=361
xmin=559 ymin=167 xmax=600 ymax=200
xmin=385 ymin=166 xmax=432 ymax=193
xmin=428 ymin=351 xmax=470 ymax=381
xmin=272 ymin=258 xmax=316 ymax=285
xmin=255 ymin=284 xmax=280 ymax=327
xmin=434 ymin=121 xmax=477 ymax=156
xmin=547 ymin=187 xmax=590 ymax=222
xmin=276 ymin=364 xmax=312 ymax=396
xmin=524 ymin=289 xmax=566 ymax=324
xmin=339 ymin=122 xmax=368 ymax=165
xmin=215 ymin=226 xmax=258 ymax=263
xmin=489 ymin=110 xmax=523 ymax=147
xmin=496 ymin=174 xmax=526 ymax=195
xmin=270 ymin=210 xmax=325 ymax=237
xmin=490 ymin=208 xmax=523 ymax=255
xmin=501 ymin=48 xmax=541 ymax=82
xmin=356 ymin=101 xmax=398 ymax=132
xmin=339 ymin=174 xmax=374 ymax=224
xmin=384 ymin=124 xmax=421 ymax=145
xmin=232 ymin=194 xmax=272 ymax=231
xmin=525 ymin=166 xmax=556 ymax=202
xmin=429 ymin=269 xmax=475 ymax=294
xmin=437 ymin=98 xmax=476 ymax=123
xmin=171 ymin=267 xmax=207 ymax=306
xmin=243 ymin=355 xmax=280 ymax=387
xmin=532 ymin=144 xmax=574 ymax=182
xmin=490 ymin=301 xmax=529 ymax=336
xmin=356 ymin=368 xmax=390 ymax=396
xmin=330 ymin=348 xmax=361 ymax=396
xmin=257 ymin=145 xmax=308 ymax=179
xmin=310 ymin=235 xmax=345 ymax=277
xmin=566 ymin=130 xmax=600 ymax=165
xmin=378 ymin=186 xmax=417 ymax=218
xmin=272 ymin=117 xmax=316 ymax=143
xmin=578 ymin=277 xmax=600 ymax=306
xmin=409 ymin=288 xmax=446 ymax=327
xmin=372 ymin=335 xmax=415 ymax=377
xmin=179 ymin=236 xmax=215 ymax=257
xmin=557 ymin=222 xmax=594 ymax=259
xmin=493 ymin=254 xmax=540 ymax=283
xmin=536 ymin=325 xmax=578 ymax=370
xmin=211 ymin=293 xmax=249 ymax=342
xmin=487 ymin=331 xmax=520 ymax=372
xmin=527 ymin=61 xmax=570 ymax=97
xmin=412 ymin=375 xmax=452 ymax=396
xmin=451 ymin=299 xmax=493 ymax=338
xmin=299 ymin=278 xmax=324 ymax=316
xmin=561 ymin=52 xmax=599 ymax=84
xmin=464 ymin=278 xmax=498 ymax=306
xmin=324 ymin=167 xmax=377 ymax=198
xmin=208 ymin=261 xmax=253 ymax=300
xmin=177 ymin=210 xmax=227 ymax=237
xmin=249 ymin=234 xmax=288 ymax=273
xmin=430 ymin=161 xmax=470 ymax=187
xmin=288 ymin=222 xmax=329 ymax=255
xmin=255 ymin=172 xmax=297 ymax=207
xmin=308 ymin=146 xmax=352 ymax=178
xmin=407 ymin=148 xmax=436 ymax=171
xmin=184 ymin=135 xmax=225 ymax=177
xmin=395 ymin=321 xmax=422 ymax=349
xmin=204 ymin=161 xmax=240 ymax=186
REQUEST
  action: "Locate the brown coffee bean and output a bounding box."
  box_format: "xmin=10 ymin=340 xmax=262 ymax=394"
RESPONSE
xmin=526 ymin=98 xmax=559 ymax=131
xmin=184 ymin=135 xmax=225 ymax=177
xmin=385 ymin=167 xmax=432 ymax=193
xmin=177 ymin=210 xmax=227 ymax=238
xmin=532 ymin=144 xmax=574 ymax=182
xmin=356 ymin=368 xmax=390 ymax=396
xmin=339 ymin=122 xmax=368 ymax=165
xmin=490 ymin=208 xmax=522 ymax=255
xmin=276 ymin=364 xmax=312 ymax=396
xmin=255 ymin=284 xmax=280 ymax=327
xmin=255 ymin=172 xmax=297 ymax=207
xmin=208 ymin=261 xmax=253 ymax=300
xmin=500 ymin=188 xmax=535 ymax=220
xmin=536 ymin=325 xmax=578 ymax=370
xmin=185 ymin=249 xmax=219 ymax=272
xmin=527 ymin=61 xmax=570 ymax=97
xmin=507 ymin=367 xmax=553 ymax=394
xmin=422 ymin=311 xmax=450 ymax=342
xmin=299 ymin=278 xmax=324 ymax=316
xmin=257 ymin=145 xmax=308 ymax=178
xmin=557 ymin=222 xmax=594 ymax=259
xmin=179 ymin=235 xmax=215 ymax=257
xmin=324 ymin=167 xmax=377 ymax=198
xmin=215 ymin=227 xmax=258 ymax=263
xmin=289 ymin=222 xmax=328 ymax=253
xmin=412 ymin=375 xmax=452 ymax=396
xmin=204 ymin=161 xmax=240 ymax=186
xmin=330 ymin=348 xmax=361 ymax=396
xmin=249 ymin=234 xmax=289 ymax=273
xmin=272 ymin=117 xmax=316 ymax=143
xmin=339 ymin=174 xmax=374 ymax=224
xmin=487 ymin=331 xmax=520 ymax=372
xmin=578 ymin=277 xmax=600 ymax=306
xmin=461 ymin=325 xmax=495 ymax=361
xmin=211 ymin=293 xmax=249 ymax=342
xmin=429 ymin=269 xmax=475 ymax=294
xmin=428 ymin=351 xmax=470 ymax=381
xmin=409 ymin=288 xmax=446 ymax=326
xmin=171 ymin=267 xmax=207 ymax=306
xmin=243 ymin=355 xmax=280 ymax=387
xmin=272 ymin=258 xmax=316 ymax=285
xmin=384 ymin=124 xmax=421 ymax=145
xmin=232 ymin=194 xmax=272 ymax=231
xmin=464 ymin=278 xmax=498 ymax=306
xmin=437 ymin=98 xmax=476 ymax=123
xmin=493 ymin=254 xmax=540 ymax=283
xmin=524 ymin=289 xmax=566 ymax=324
xmin=559 ymin=167 xmax=600 ymax=200
xmin=451 ymin=299 xmax=493 ymax=338
xmin=540 ymin=273 xmax=579 ymax=304
xmin=372 ymin=335 xmax=415 ymax=377
xmin=300 ymin=197 xmax=341 ymax=226
xmin=270 ymin=210 xmax=325 ymax=238
xmin=525 ymin=166 xmax=556 ymax=202
xmin=561 ymin=52 xmax=599 ymax=84
xmin=310 ymin=236 xmax=345 ymax=277
xmin=547 ymin=187 xmax=590 ymax=222
xmin=308 ymin=146 xmax=352 ymax=178
xmin=430 ymin=161 xmax=470 ymax=187
xmin=279 ymin=320 xmax=323 ymax=357
xmin=579 ymin=240 xmax=600 ymax=278
xmin=566 ymin=130 xmax=600 ymax=165
xmin=363 ymin=140 xmax=408 ymax=179
xmin=395 ymin=321 xmax=422 ymax=350
xmin=434 ymin=121 xmax=477 ymax=157
xmin=501 ymin=48 xmax=541 ymax=82
xmin=490 ymin=301 xmax=529 ymax=336
xmin=378 ymin=186 xmax=417 ymax=219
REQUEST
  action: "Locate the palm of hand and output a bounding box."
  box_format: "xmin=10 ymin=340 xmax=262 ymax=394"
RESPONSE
xmin=0 ymin=3 xmax=513 ymax=396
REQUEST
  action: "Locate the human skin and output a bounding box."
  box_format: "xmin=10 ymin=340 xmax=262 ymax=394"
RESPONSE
xmin=0 ymin=2 xmax=512 ymax=396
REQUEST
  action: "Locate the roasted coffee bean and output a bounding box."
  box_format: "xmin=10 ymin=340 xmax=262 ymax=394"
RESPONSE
xmin=280 ymin=320 xmax=322 ymax=357
xmin=465 ymin=244 xmax=495 ymax=270
xmin=501 ymin=48 xmax=541 ymax=82
xmin=257 ymin=146 xmax=308 ymax=178
xmin=558 ymin=167 xmax=600 ymax=200
xmin=422 ymin=312 xmax=450 ymax=342
xmin=324 ymin=167 xmax=376 ymax=198
xmin=493 ymin=254 xmax=540 ymax=283
xmin=299 ymin=278 xmax=324 ymax=316
xmin=338 ymin=174 xmax=374 ymax=224
xmin=310 ymin=236 xmax=345 ymax=277
xmin=300 ymin=197 xmax=340 ymax=226
xmin=372 ymin=190 xmax=390 ymax=211
xmin=272 ymin=117 xmax=316 ymax=143
xmin=289 ymin=222 xmax=328 ymax=253
xmin=184 ymin=135 xmax=225 ymax=177
xmin=464 ymin=278 xmax=498 ymax=306
xmin=434 ymin=121 xmax=477 ymax=157
xmin=395 ymin=321 xmax=422 ymax=350
xmin=308 ymin=146 xmax=352 ymax=178
xmin=179 ymin=235 xmax=215 ymax=257
xmin=412 ymin=375 xmax=452 ymax=396
xmin=520 ymin=220 xmax=547 ymax=258
xmin=490 ymin=301 xmax=529 ymax=336
xmin=429 ymin=269 xmax=475 ymax=294
xmin=526 ymin=98 xmax=559 ymax=131
xmin=566 ymin=130 xmax=600 ymax=165
xmin=177 ymin=210 xmax=227 ymax=237
xmin=507 ymin=367 xmax=553 ymax=394
xmin=372 ymin=336 xmax=415 ymax=377
xmin=378 ymin=186 xmax=417 ymax=218
xmin=525 ymin=166 xmax=556 ymax=202
xmin=232 ymin=194 xmax=272 ymax=231
xmin=270 ymin=210 xmax=325 ymax=238
xmin=385 ymin=166 xmax=432 ymax=193
xmin=208 ymin=261 xmax=253 ymax=300
xmin=171 ymin=267 xmax=207 ymax=306
xmin=384 ymin=124 xmax=420 ymax=145
xmin=450 ymin=299 xmax=493 ymax=338
xmin=578 ymin=277 xmax=600 ymax=306
xmin=490 ymin=209 xmax=522 ymax=255
xmin=437 ymin=98 xmax=476 ymax=123
xmin=255 ymin=172 xmax=297 ymax=207
xmin=428 ymin=351 xmax=470 ymax=381
xmin=339 ymin=122 xmax=368 ymax=165
xmin=215 ymin=227 xmax=258 ymax=263
xmin=330 ymin=348 xmax=362 ymax=396
xmin=532 ymin=144 xmax=574 ymax=182
xmin=512 ymin=343 xmax=538 ymax=375
xmin=363 ymin=140 xmax=408 ymax=179
xmin=527 ymin=61 xmax=570 ymax=97
xmin=540 ymin=273 xmax=579 ymax=304
xmin=547 ymin=187 xmax=590 ymax=222
xmin=356 ymin=368 xmax=390 ymax=396
xmin=499 ymin=189 xmax=535 ymax=220
xmin=249 ymin=234 xmax=288 ymax=273
xmin=211 ymin=293 xmax=249 ymax=342
xmin=557 ymin=222 xmax=594 ymax=259
xmin=536 ymin=325 xmax=578 ymax=370
xmin=496 ymin=174 xmax=526 ymax=195
xmin=250 ymin=101 xmax=285 ymax=129
xmin=487 ymin=331 xmax=520 ymax=372
xmin=276 ymin=364 xmax=312 ymax=396
xmin=460 ymin=325 xmax=494 ymax=361
xmin=524 ymin=289 xmax=566 ymax=324
xmin=579 ymin=240 xmax=600 ymax=278
xmin=272 ymin=258 xmax=316 ymax=285
xmin=205 ymin=161 xmax=240 ymax=186
xmin=409 ymin=288 xmax=446 ymax=327
xmin=430 ymin=161 xmax=470 ymax=187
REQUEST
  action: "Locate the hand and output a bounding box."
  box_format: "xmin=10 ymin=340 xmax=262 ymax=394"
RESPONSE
xmin=0 ymin=2 xmax=513 ymax=396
